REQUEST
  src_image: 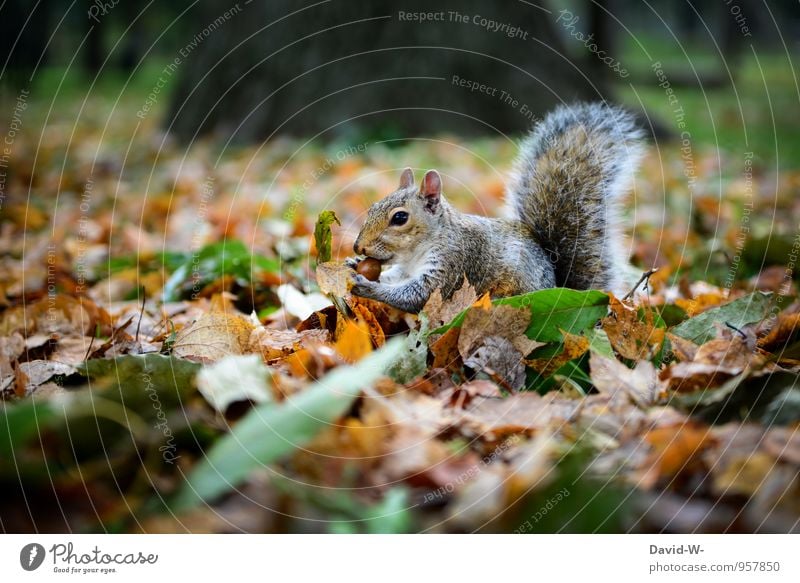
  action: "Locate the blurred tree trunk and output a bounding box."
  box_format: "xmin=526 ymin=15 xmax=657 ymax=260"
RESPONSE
xmin=0 ymin=0 xmax=52 ymax=93
xmin=166 ymin=0 xmax=607 ymax=143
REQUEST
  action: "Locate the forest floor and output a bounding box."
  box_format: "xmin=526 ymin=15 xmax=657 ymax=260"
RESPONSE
xmin=0 ymin=58 xmax=799 ymax=533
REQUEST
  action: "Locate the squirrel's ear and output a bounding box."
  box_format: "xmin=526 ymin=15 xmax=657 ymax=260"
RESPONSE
xmin=399 ymin=167 xmax=414 ymax=189
xmin=420 ymin=170 xmax=441 ymax=212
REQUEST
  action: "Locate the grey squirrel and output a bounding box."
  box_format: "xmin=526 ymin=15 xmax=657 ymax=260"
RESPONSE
xmin=348 ymin=102 xmax=645 ymax=313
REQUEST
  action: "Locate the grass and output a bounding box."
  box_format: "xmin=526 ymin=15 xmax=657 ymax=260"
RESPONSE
xmin=617 ymin=36 xmax=800 ymax=170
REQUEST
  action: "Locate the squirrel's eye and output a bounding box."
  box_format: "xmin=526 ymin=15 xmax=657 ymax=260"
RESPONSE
xmin=390 ymin=211 xmax=409 ymax=226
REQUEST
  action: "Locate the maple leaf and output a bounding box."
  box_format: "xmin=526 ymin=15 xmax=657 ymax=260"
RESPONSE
xmin=601 ymin=296 xmax=664 ymax=361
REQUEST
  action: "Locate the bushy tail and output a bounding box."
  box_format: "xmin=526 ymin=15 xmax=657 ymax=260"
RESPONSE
xmin=506 ymin=102 xmax=644 ymax=293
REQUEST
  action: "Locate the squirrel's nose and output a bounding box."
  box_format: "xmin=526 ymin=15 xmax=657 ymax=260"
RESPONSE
xmin=354 ymin=240 xmax=364 ymax=255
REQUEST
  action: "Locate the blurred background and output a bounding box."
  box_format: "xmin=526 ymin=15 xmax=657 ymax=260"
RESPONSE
xmin=2 ymin=0 xmax=800 ymax=152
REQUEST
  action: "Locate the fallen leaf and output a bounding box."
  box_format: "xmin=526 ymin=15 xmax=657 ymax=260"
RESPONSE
xmin=661 ymin=327 xmax=760 ymax=392
xmin=458 ymin=303 xmax=541 ymax=360
xmin=641 ymin=424 xmax=715 ymax=488
xmin=173 ymin=311 xmax=255 ymax=363
xmin=675 ymin=292 xmax=728 ymax=316
xmin=316 ymin=262 xmax=354 ymax=296
xmin=601 ymin=297 xmax=664 ymax=360
xmin=351 ymin=301 xmax=386 ymax=347
xmin=666 ymin=333 xmax=699 ymax=361
xmin=460 ymin=392 xmax=581 ymax=437
xmin=0 ymin=332 xmax=24 ymax=377
xmin=422 ymin=276 xmax=477 ymax=328
xmin=197 ymin=354 xmax=273 ymax=413
xmin=335 ymin=318 xmax=373 ymax=362
xmin=758 ymin=311 xmax=800 ymax=354
xmin=464 ymin=336 xmax=526 ymax=391
xmin=526 ymin=330 xmax=589 ymax=377
xmin=712 ymin=452 xmax=776 ymax=497
xmin=430 ymin=326 xmax=461 ymax=370
xmin=17 ymin=360 xmax=77 ymax=396
xmin=276 ymin=284 xmax=332 ymax=321
xmin=589 ymin=352 xmax=662 ymax=407
xmin=248 ymin=327 xmax=329 ymax=362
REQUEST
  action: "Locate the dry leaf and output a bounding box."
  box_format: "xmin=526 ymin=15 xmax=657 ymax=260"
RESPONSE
xmin=589 ymin=352 xmax=662 ymax=407
xmin=316 ymin=262 xmax=354 ymax=296
xmin=351 ymin=302 xmax=385 ymax=347
xmin=422 ymin=276 xmax=477 ymax=328
xmin=601 ymin=296 xmax=664 ymax=360
xmin=458 ymin=303 xmax=541 ymax=359
xmin=666 ymin=333 xmax=699 ymax=362
xmin=0 ymin=332 xmax=25 ymax=377
xmin=334 ymin=318 xmax=373 ymax=362
xmin=173 ymin=311 xmax=255 ymax=363
xmin=526 ymin=330 xmax=589 ymax=377
xmin=431 ymin=326 xmax=461 ymax=370
xmin=661 ymin=327 xmax=760 ymax=392
xmin=17 ymin=360 xmax=77 ymax=396
xmin=463 ymin=336 xmax=526 ymax=391
xmin=758 ymin=312 xmax=800 ymax=353
xmin=459 ymin=391 xmax=581 ymax=438
xmin=675 ymin=292 xmax=728 ymax=316
xmin=248 ymin=327 xmax=330 ymax=362
xmin=641 ymin=424 xmax=716 ymax=488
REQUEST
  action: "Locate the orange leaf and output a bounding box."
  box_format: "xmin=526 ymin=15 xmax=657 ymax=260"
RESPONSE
xmin=642 ymin=424 xmax=715 ymax=487
xmin=335 ymin=319 xmax=373 ymax=362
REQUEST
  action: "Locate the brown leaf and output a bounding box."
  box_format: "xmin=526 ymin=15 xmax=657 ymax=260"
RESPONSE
xmin=430 ymin=326 xmax=461 ymax=370
xmin=675 ymin=292 xmax=729 ymax=317
xmin=315 ymin=261 xmax=354 ymax=296
xmin=463 ymin=336 xmax=526 ymax=391
xmin=641 ymin=423 xmax=716 ymax=488
xmin=758 ymin=312 xmax=800 ymax=353
xmin=248 ymin=327 xmax=329 ymax=362
xmin=458 ymin=303 xmax=541 ymax=360
xmin=49 ymin=336 xmax=95 ymax=365
xmin=661 ymin=327 xmax=760 ymax=392
xmin=460 ymin=391 xmax=581 ymax=438
xmin=351 ymin=302 xmax=385 ymax=348
xmin=422 ymin=276 xmax=477 ymax=328
xmin=666 ymin=333 xmax=699 ymax=361
xmin=526 ymin=331 xmax=589 ymax=377
xmin=172 ymin=311 xmax=255 ymax=363
xmin=601 ymin=296 xmax=664 ymax=360
xmin=0 ymin=332 xmax=25 ymax=377
xmin=17 ymin=360 xmax=77 ymax=396
xmin=589 ymin=352 xmax=662 ymax=407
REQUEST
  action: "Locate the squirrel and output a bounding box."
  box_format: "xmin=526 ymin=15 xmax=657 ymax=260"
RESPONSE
xmin=348 ymin=102 xmax=644 ymax=314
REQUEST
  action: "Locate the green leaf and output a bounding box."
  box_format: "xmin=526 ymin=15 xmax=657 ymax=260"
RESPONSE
xmin=434 ymin=288 xmax=609 ymax=343
xmin=106 ymin=251 xmax=188 ymax=276
xmin=314 ymin=210 xmax=341 ymax=264
xmin=162 ymin=239 xmax=279 ymax=301
xmin=0 ymin=400 xmax=55 ymax=462
xmin=363 ymin=487 xmax=412 ymax=533
xmin=670 ymin=291 xmax=772 ymax=345
xmin=79 ymin=354 xmax=201 ymax=412
xmin=173 ymin=338 xmax=404 ymax=510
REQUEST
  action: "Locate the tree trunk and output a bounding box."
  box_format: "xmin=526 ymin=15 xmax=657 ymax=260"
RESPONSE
xmin=165 ymin=0 xmax=606 ymax=143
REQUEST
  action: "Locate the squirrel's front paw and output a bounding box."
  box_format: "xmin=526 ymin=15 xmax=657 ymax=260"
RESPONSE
xmin=351 ymin=274 xmax=377 ymax=298
xmin=344 ymin=256 xmax=361 ymax=269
